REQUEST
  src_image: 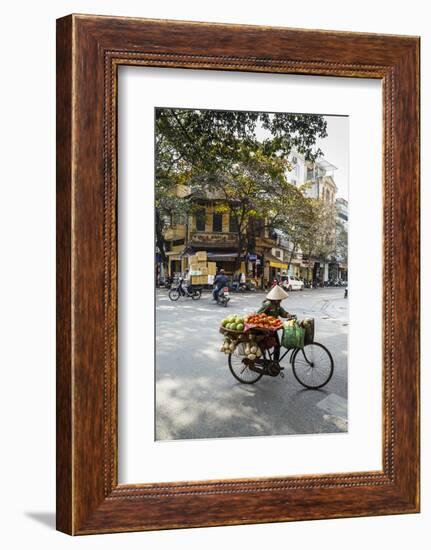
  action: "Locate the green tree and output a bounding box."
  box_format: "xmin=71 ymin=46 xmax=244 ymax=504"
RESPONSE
xmin=155 ymin=108 xmax=327 ymax=176
xmin=297 ymin=199 xmax=336 ymax=281
xmin=336 ymin=219 xmax=348 ymax=263
xmin=190 ymin=144 xmax=301 ymax=265
xmin=154 ymin=163 xmax=193 ymax=275
xmin=155 ymin=108 xmax=328 ymax=266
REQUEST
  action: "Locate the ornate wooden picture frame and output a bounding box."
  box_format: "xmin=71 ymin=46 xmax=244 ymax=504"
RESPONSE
xmin=56 ymin=14 xmax=420 ymax=535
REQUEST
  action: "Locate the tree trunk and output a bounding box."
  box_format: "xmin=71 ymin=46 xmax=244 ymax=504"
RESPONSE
xmin=287 ymin=241 xmax=297 ymax=273
xmin=236 ymin=235 xmax=244 ymax=271
xmin=155 ymin=210 xmax=169 ymax=277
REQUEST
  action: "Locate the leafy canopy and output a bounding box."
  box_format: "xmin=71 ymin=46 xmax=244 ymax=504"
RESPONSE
xmin=155 ymin=108 xmax=329 ymax=265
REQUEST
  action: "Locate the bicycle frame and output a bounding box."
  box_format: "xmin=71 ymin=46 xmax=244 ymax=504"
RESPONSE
xmin=263 ymin=344 xmax=311 ymax=367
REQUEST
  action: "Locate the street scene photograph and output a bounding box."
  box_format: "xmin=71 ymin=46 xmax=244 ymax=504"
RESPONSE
xmin=155 ymin=107 xmax=349 ymax=441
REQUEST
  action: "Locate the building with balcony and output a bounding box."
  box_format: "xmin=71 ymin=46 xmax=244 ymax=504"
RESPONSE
xmin=158 ymin=151 xmax=346 ymax=285
xmin=284 ymin=152 xmax=342 ymax=282
xmin=287 ymin=151 xmax=338 ymax=202
xmin=160 ymin=187 xmax=289 ymax=286
xmin=336 ymin=197 xmax=348 ymax=228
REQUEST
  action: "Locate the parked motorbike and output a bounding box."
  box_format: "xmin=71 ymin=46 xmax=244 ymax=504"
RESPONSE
xmin=168 ymin=278 xmax=202 ymax=301
xmin=163 ymin=276 xmax=173 ymax=289
xmin=245 ymin=280 xmax=257 ymax=292
xmin=230 ymin=282 xmax=254 ymax=293
xmin=229 ymin=282 xmax=244 ymax=293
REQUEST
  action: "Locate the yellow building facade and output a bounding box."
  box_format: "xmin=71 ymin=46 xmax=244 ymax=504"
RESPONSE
xmin=163 ymin=197 xmax=283 ymax=286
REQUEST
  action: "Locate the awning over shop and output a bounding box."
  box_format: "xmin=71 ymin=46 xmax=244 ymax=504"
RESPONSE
xmin=269 ymin=261 xmax=288 ymax=270
xmin=181 ymin=247 xmax=244 ymax=262
xmin=265 ymin=253 xmax=288 ymax=270
xmin=207 ymin=252 xmax=242 ymax=262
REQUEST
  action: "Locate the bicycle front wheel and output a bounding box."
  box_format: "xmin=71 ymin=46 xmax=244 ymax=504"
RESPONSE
xmin=292 ymin=342 xmax=334 ymax=389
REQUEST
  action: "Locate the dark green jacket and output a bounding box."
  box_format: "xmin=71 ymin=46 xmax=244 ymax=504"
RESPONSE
xmin=257 ymin=300 xmax=289 ymax=318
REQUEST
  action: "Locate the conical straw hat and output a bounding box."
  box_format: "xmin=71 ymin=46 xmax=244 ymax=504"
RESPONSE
xmin=266 ymin=285 xmax=289 ymax=301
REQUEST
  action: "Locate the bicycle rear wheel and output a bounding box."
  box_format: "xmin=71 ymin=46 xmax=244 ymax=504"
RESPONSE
xmin=228 ymin=347 xmax=264 ymax=384
xmin=292 ymin=342 xmax=334 ymax=389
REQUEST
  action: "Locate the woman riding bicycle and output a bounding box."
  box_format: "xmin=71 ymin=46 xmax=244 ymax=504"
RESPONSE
xmin=257 ymin=285 xmax=293 ymax=361
xmin=227 ymin=282 xmax=334 ymax=388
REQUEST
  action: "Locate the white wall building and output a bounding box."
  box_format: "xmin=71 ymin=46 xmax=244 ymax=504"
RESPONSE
xmin=336 ymin=197 xmax=348 ymax=228
xmin=335 ymin=197 xmax=349 ymax=281
xmin=286 ymin=151 xmax=338 ymax=202
xmin=281 ymin=150 xmax=342 ymax=282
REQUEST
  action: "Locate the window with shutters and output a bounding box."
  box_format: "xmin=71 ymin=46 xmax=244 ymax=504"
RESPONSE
xmin=195 ymin=208 xmax=206 ymax=232
xmin=213 ymin=212 xmax=223 ymax=232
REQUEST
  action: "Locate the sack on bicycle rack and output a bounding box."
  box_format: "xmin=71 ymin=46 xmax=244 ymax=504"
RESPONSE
xmin=281 ymin=323 xmax=305 ymax=349
xmin=300 ymin=318 xmax=315 ymax=346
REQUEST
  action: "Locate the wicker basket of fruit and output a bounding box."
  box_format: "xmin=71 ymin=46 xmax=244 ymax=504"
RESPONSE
xmin=220 ymin=314 xmax=246 ymax=336
xmin=219 ymin=314 xmax=269 ymax=356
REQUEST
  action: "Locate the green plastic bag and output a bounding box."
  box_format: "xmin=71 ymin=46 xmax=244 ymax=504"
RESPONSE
xmin=282 ymin=324 xmax=305 ymax=349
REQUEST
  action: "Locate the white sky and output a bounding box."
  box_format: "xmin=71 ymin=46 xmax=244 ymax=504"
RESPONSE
xmin=254 ymin=113 xmax=349 ymax=202
xmin=316 ymin=115 xmax=349 ymax=201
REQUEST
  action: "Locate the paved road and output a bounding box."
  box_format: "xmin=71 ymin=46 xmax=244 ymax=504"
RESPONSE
xmin=155 ymin=288 xmax=348 ymax=440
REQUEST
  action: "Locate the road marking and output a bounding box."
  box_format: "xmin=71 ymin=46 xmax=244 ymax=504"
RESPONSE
xmin=323 ymin=414 xmax=348 ymax=431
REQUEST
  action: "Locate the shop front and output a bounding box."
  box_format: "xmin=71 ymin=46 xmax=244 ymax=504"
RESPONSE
xmin=338 ymin=261 xmax=348 ymax=281
xmin=266 ymin=254 xmax=289 ymax=284
xmin=168 ymin=256 xmax=182 ymax=277
xmin=313 ymin=261 xmax=322 ymax=283
xmin=328 ymin=261 xmax=339 ymax=281
xmin=205 ymin=252 xmax=246 ymax=275
xmin=182 ymin=250 xmax=245 ymax=276
xmin=300 ymin=260 xmax=314 ymax=282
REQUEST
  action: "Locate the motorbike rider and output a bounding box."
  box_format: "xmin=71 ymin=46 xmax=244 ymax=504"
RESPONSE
xmin=182 ymin=268 xmax=191 ymax=295
xmin=257 ymin=284 xmax=292 ymax=361
xmin=213 ymin=269 xmax=229 ymax=302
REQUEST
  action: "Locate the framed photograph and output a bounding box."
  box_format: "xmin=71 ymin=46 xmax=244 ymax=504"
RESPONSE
xmin=56 ymin=14 xmax=420 ymax=535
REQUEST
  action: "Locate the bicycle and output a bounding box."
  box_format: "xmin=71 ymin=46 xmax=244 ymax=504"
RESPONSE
xmin=227 ymin=327 xmax=334 ymax=389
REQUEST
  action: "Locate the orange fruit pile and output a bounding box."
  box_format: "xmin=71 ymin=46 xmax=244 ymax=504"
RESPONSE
xmin=245 ymin=313 xmax=283 ymax=330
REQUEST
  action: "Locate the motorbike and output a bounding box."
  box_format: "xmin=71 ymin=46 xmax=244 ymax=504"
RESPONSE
xmin=163 ymin=275 xmax=173 ymax=289
xmin=245 ymin=280 xmax=257 ymax=292
xmin=230 ymin=280 xmax=257 ymax=293
xmin=168 ymin=278 xmax=202 ymax=301
xmin=230 ymin=283 xmax=245 ymax=293
xmin=213 ymin=285 xmax=230 ymax=307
